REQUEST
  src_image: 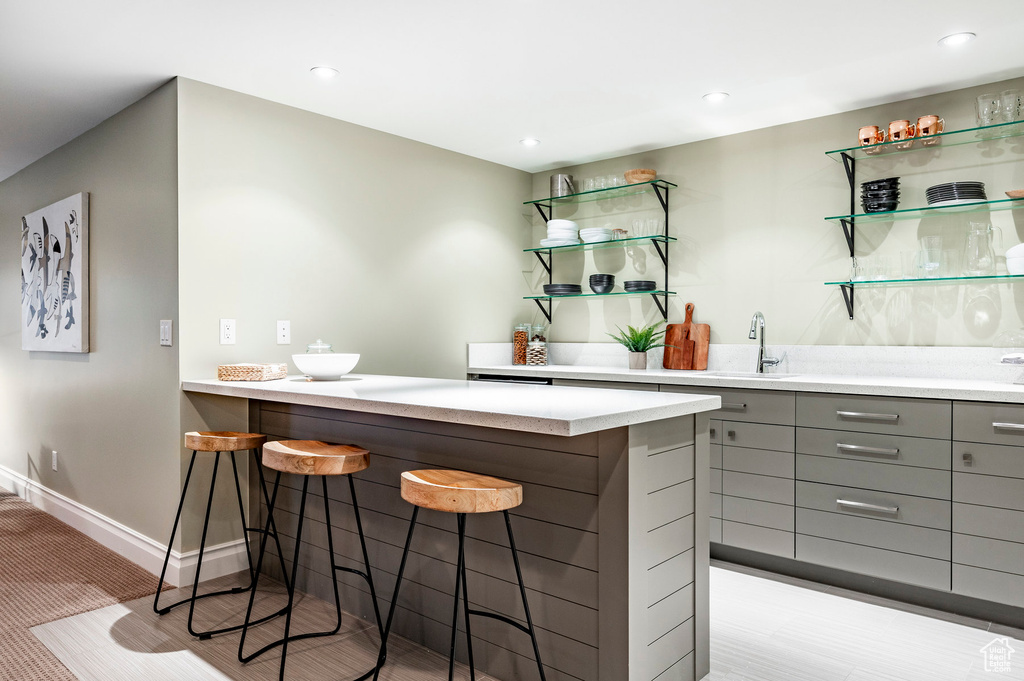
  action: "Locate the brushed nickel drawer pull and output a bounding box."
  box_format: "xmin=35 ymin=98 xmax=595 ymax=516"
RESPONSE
xmin=836 ymin=498 xmax=899 ymax=517
xmin=962 ymin=452 xmax=973 ymax=466
xmin=727 ymin=430 xmax=736 ymax=439
xmin=993 ymin=422 xmax=1024 ymax=431
xmin=721 ymin=402 xmax=747 ymax=411
xmin=836 ymin=443 xmax=900 ymax=458
xmin=710 ymin=428 xmax=716 ymax=437
xmin=836 ymin=410 xmax=899 ymax=422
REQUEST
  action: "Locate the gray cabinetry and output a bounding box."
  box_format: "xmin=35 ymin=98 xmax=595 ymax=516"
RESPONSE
xmin=665 ymin=386 xmax=796 ymax=558
xmin=795 ymin=393 xmax=952 ymax=590
xmin=952 ymin=402 xmax=1024 ymax=608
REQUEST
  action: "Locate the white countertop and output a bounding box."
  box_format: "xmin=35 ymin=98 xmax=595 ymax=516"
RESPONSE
xmin=468 ymin=363 xmax=1024 ymax=403
xmin=182 ymin=374 xmax=721 ymax=437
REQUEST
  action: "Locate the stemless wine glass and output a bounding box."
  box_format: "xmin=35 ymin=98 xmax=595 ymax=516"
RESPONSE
xmin=1001 ymin=89 xmax=1023 ymax=123
xmin=977 ymin=93 xmax=1001 ymax=126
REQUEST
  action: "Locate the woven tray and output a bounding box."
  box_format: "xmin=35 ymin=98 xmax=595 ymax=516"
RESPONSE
xmin=217 ymin=363 xmax=288 ymax=382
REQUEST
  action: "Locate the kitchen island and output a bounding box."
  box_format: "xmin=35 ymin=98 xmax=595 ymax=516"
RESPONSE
xmin=183 ymin=374 xmax=720 ymax=681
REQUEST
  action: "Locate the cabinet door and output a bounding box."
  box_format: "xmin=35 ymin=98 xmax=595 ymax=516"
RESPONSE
xmin=954 ymin=401 xmax=1024 ymax=446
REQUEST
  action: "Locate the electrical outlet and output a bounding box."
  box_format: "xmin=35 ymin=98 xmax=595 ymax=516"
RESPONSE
xmin=51 ymin=450 xmax=58 ymax=472
xmin=220 ymin=318 xmax=236 ymax=345
xmin=160 ymin=320 xmax=173 ymax=346
xmin=276 ymin=320 xmax=290 ymax=345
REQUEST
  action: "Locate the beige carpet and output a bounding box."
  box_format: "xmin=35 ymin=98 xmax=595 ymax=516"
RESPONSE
xmin=0 ymin=487 xmax=162 ymax=680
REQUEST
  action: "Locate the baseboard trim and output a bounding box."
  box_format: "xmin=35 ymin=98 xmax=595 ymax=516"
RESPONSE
xmin=0 ymin=464 xmax=250 ymax=586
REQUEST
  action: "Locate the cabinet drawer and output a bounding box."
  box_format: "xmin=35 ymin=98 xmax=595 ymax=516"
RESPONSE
xmin=662 ymin=386 xmax=795 ymax=425
xmin=953 ymin=564 xmax=1024 ymax=608
xmin=710 ymin=517 xmax=722 ymax=543
xmin=722 ymin=521 xmax=793 ymax=558
xmin=796 ymin=454 xmax=951 ymax=499
xmin=722 ymin=470 xmax=793 ymax=505
xmin=723 ymin=497 xmax=793 ymax=532
xmin=796 ymin=535 xmax=950 ymax=591
xmin=953 ymin=533 xmax=1024 ymax=577
xmin=710 ymin=492 xmax=722 ymax=519
xmin=953 ymin=503 xmax=1024 ymax=543
xmin=797 ymin=481 xmax=951 ymax=531
xmin=954 ymin=401 xmax=1024 ymax=446
xmin=710 ymin=419 xmax=722 ymax=444
xmin=710 ymin=469 xmax=722 ymax=494
xmin=797 ymin=394 xmax=951 ymax=439
xmin=796 ymin=427 xmax=950 ymax=470
xmin=797 ymin=508 xmax=949 ymax=560
xmin=718 ymin=421 xmax=794 ymax=452
xmin=953 ymin=472 xmax=1024 ymax=512
xmin=952 ymin=441 xmax=1024 ymax=479
xmin=722 ymin=447 xmax=794 ymax=479
xmin=710 ymin=444 xmax=723 ymax=470
xmin=552 ymin=378 xmax=659 ymax=392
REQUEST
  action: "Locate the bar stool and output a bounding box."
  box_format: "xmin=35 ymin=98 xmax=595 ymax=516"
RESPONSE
xmin=374 ymin=469 xmax=546 ymax=681
xmin=154 ymin=431 xmax=289 ymax=639
xmin=239 ymin=440 xmax=384 ymax=681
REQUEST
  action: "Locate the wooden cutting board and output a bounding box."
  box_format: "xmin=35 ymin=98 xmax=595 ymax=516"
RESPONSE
xmin=689 ymin=319 xmax=710 ymax=371
xmin=663 ymin=303 xmax=696 ymax=370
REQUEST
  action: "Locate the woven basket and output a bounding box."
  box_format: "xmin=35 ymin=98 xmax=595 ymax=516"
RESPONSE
xmin=217 ymin=363 xmax=288 ymax=382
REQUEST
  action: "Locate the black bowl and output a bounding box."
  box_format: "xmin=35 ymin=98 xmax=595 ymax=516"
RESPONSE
xmin=862 ymin=201 xmax=899 ymax=213
xmin=590 ymin=284 xmax=614 ymax=294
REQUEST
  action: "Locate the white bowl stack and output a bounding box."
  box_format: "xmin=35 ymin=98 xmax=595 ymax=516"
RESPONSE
xmin=579 ymin=226 xmax=614 ymax=243
xmin=541 ymin=219 xmax=580 ymax=247
xmin=1007 ymin=243 xmax=1024 ymax=275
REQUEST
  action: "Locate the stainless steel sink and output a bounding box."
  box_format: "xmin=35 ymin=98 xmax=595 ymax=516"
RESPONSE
xmin=706 ymin=371 xmax=799 ymax=379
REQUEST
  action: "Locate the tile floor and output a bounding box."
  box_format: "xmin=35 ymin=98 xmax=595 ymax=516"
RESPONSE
xmin=31 ymin=563 xmax=1024 ymax=680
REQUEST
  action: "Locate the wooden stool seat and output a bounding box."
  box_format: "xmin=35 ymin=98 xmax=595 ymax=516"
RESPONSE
xmin=262 ymin=440 xmax=370 ymax=477
xmin=185 ymin=431 xmax=266 ymax=452
xmin=400 ymin=469 xmax=522 ymax=514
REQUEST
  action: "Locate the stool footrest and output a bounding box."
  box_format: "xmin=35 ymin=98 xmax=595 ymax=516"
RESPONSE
xmin=467 ymin=607 xmax=531 ymax=636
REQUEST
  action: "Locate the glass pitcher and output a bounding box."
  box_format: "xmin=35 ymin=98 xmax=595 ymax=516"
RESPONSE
xmin=963 ymin=222 xmax=1002 ymax=276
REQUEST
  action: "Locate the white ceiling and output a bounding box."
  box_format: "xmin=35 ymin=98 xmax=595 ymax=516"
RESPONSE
xmin=3 ymin=0 xmax=1024 ymax=182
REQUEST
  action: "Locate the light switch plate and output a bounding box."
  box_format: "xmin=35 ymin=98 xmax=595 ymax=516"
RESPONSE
xmin=220 ymin=318 xmax=236 ymax=345
xmin=276 ymin=320 xmax=290 ymax=345
xmin=160 ymin=320 xmax=173 ymax=346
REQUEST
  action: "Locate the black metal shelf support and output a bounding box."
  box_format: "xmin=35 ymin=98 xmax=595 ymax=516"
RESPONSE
xmin=840 ymin=285 xmax=854 ymax=320
xmin=534 ymin=251 xmax=552 ymax=279
xmin=533 ymin=298 xmax=552 ymax=324
xmin=840 ymin=152 xmax=857 ymax=317
xmin=652 ymin=293 xmax=669 ymax=321
xmin=532 ymin=203 xmax=551 ymax=223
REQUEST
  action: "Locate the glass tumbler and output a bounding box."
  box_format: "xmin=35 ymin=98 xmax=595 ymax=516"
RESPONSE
xmin=977 ymin=93 xmax=1001 ymax=126
xmin=1001 ymin=89 xmax=1023 ymax=122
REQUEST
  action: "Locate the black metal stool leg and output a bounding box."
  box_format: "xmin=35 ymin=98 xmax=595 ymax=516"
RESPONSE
xmin=229 ymin=451 xmax=257 ymax=584
xmin=347 ymin=475 xmax=384 ymax=639
xmin=504 ymin=510 xmax=547 ymax=681
xmin=447 ymin=513 xmax=466 ymax=681
xmin=321 ymin=477 xmax=344 ymax=636
xmin=239 ymin=471 xmax=284 ymax=663
xmin=251 ymin=448 xmax=290 ymax=583
xmin=458 ymin=513 xmax=476 ymax=681
xmin=187 ymin=452 xmax=222 ymax=638
xmin=276 ymin=474 xmax=311 ymax=681
xmin=373 ymin=506 xmax=419 ymax=681
xmin=154 ymin=450 xmax=198 ymax=615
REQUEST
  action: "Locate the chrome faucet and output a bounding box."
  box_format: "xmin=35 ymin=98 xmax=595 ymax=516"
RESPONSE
xmin=749 ymin=312 xmax=782 ymax=373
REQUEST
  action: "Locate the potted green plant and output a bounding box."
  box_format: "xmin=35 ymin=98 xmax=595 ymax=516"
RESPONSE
xmin=607 ymin=320 xmax=671 ymax=370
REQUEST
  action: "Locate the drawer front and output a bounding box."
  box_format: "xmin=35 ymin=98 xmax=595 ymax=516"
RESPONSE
xmin=797 ymin=481 xmax=951 ymax=531
xmin=710 ymin=492 xmax=722 ymax=519
xmin=662 ymin=386 xmax=795 ymax=425
xmin=552 ymin=378 xmax=659 ymax=391
xmin=710 ymin=517 xmax=722 ymax=543
xmin=723 ymin=496 xmax=793 ymax=532
xmin=718 ymin=421 xmax=794 ymax=453
xmin=710 ymin=419 xmax=722 ymax=444
xmin=710 ymin=444 xmax=723 ymax=470
xmin=953 ymin=564 xmax=1024 ymax=608
xmin=796 ymin=454 xmax=951 ymax=499
xmin=723 ymin=470 xmax=793 ymax=505
xmin=710 ymin=468 xmax=722 ymax=494
xmin=796 ymin=508 xmax=949 ymax=560
xmin=953 ymin=472 xmax=1024 ymax=512
xmin=797 ymin=393 xmax=951 ymax=439
xmin=796 ymin=534 xmax=950 ymax=591
xmin=722 ymin=447 xmax=794 ymax=479
xmin=953 ymin=503 xmax=1024 ymax=543
xmin=954 ymin=401 xmax=1024 ymax=446
xmin=796 ymin=427 xmax=950 ymax=470
xmin=722 ymin=521 xmax=794 ymax=558
xmin=953 ymin=533 xmax=1024 ymax=577
xmin=952 ymin=441 xmax=1024 ymax=479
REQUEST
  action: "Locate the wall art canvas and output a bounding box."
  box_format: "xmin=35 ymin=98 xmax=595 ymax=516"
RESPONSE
xmin=21 ymin=193 xmax=89 ymax=352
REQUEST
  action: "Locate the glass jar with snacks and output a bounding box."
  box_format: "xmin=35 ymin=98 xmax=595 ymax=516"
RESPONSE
xmin=513 ymin=323 xmax=530 ymax=365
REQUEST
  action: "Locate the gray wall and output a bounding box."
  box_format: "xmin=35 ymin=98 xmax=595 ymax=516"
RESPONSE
xmin=0 ymin=81 xmax=180 ymax=542
xmin=531 ymin=76 xmax=1024 ymax=346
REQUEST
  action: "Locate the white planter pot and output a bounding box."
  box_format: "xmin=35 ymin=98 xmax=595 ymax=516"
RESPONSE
xmin=628 ymin=351 xmax=648 ymax=370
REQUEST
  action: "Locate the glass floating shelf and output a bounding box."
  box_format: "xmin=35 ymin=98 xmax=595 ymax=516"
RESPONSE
xmin=825 ymin=274 xmax=1024 ymax=287
xmin=825 ymin=197 xmax=1024 ymax=225
xmin=525 ymin=289 xmax=675 ymax=301
xmin=524 ymin=179 xmax=677 ymax=206
xmin=523 ymin=235 xmax=676 ymax=254
xmin=825 ymin=120 xmax=1024 ymax=161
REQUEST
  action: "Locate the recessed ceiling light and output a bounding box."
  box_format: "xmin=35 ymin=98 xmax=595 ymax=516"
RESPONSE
xmin=938 ymin=32 xmax=975 ymax=47
xmin=519 ymin=138 xmax=541 ymax=147
xmin=702 ymin=91 xmax=730 ymax=103
xmin=310 ymin=66 xmax=340 ymax=80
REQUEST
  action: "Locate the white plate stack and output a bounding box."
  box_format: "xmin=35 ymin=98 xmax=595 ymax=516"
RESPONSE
xmin=579 ymin=227 xmax=614 ymax=243
xmin=541 ymin=219 xmax=580 ymax=247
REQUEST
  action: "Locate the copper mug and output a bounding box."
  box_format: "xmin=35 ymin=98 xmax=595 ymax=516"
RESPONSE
xmin=917 ymin=114 xmax=944 ymax=146
xmin=889 ymin=119 xmax=917 ymax=150
xmin=859 ymin=125 xmax=886 ymax=147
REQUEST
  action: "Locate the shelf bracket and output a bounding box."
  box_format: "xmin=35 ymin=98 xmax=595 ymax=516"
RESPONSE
xmin=652 ymin=239 xmax=669 ymax=266
xmin=651 ymin=293 xmax=669 ymax=321
xmin=533 ymin=298 xmax=552 ymax=324
xmin=534 ymin=250 xmax=552 ymax=279
xmin=652 ymin=182 xmax=669 ymax=213
xmin=840 ymin=153 xmax=856 ymax=195
xmin=840 ymin=219 xmax=855 ymax=258
xmin=840 ymin=284 xmax=854 ymax=320
xmin=533 ymin=203 xmax=551 ymax=223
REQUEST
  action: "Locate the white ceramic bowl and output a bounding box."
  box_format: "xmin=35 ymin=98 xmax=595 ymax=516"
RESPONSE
xmin=1006 ymin=243 xmax=1024 ymax=259
xmin=1007 ymin=257 xmax=1024 ymax=275
xmin=546 ymin=219 xmax=578 ymax=231
xmin=291 ymin=353 xmax=360 ymax=380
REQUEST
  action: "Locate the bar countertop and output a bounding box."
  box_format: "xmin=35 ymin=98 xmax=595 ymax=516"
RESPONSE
xmin=182 ymin=374 xmax=720 ymax=437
